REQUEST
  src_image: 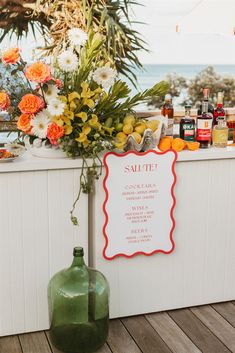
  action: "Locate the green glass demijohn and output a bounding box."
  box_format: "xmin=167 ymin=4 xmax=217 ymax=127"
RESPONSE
xmin=48 ymin=247 xmax=109 ymax=353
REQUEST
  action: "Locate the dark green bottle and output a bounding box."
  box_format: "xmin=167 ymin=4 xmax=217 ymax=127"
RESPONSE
xmin=48 ymin=247 xmax=109 ymax=353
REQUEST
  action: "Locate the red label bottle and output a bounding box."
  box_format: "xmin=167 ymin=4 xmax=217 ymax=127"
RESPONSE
xmin=196 ymin=101 xmax=213 ymax=148
xmin=213 ymin=92 xmax=225 ymax=126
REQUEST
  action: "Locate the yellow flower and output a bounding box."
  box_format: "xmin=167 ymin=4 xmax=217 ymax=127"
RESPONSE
xmin=103 ymin=126 xmax=114 ymax=135
xmin=76 ymin=132 xmax=91 ymax=147
xmin=68 ymin=92 xmax=80 ymax=102
xmin=59 ymin=96 xmax=67 ymax=103
xmin=83 ymin=98 xmax=95 ymax=109
xmin=81 ymin=82 xmax=92 ymax=98
xmin=62 ymin=116 xmax=71 ymax=125
xmin=64 ymin=110 xmax=74 ymax=120
xmin=93 ymin=87 xmax=103 ymax=94
xmin=70 ymin=101 xmax=77 ymax=111
xmin=82 ymin=124 xmax=91 ymax=135
xmin=89 ymin=114 xmax=102 ymax=131
xmin=52 ymin=116 xmax=64 ymax=127
xmin=76 ymin=112 xmax=88 ymax=122
xmin=89 ymin=114 xmax=98 ymax=124
xmin=83 ymin=139 xmax=90 ymax=147
xmin=64 ymin=125 xmax=73 ymax=135
xmin=76 ymin=132 xmax=87 ymax=143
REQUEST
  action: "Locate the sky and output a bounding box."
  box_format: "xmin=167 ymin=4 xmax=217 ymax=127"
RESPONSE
xmin=132 ymin=0 xmax=235 ymax=64
xmin=2 ymin=0 xmax=235 ymax=65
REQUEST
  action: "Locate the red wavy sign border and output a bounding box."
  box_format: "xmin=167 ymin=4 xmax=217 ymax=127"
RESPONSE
xmin=102 ymin=149 xmax=178 ymax=260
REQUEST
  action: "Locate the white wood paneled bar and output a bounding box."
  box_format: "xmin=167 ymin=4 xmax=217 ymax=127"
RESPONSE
xmin=0 ymin=154 xmax=89 ymax=336
xmin=1 ymin=148 xmax=235 ymax=336
xmin=91 ymin=147 xmax=235 ymax=318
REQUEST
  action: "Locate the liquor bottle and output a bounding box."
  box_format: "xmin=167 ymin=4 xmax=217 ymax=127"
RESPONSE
xmin=213 ymin=118 xmax=228 ymax=148
xmin=180 ymin=105 xmax=195 ymax=141
xmin=197 ymin=88 xmax=214 ymax=118
xmin=196 ymin=99 xmax=213 ymax=148
xmin=161 ymin=94 xmax=174 ymax=136
xmin=213 ymin=92 xmax=225 ymax=126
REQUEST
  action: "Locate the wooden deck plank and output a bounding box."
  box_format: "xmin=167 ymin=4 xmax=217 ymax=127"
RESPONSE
xmin=122 ymin=316 xmax=172 ymax=353
xmin=168 ymin=308 xmax=230 ymax=353
xmin=107 ymin=319 xmax=141 ymax=353
xmin=97 ymin=343 xmax=113 ymax=353
xmin=45 ymin=331 xmax=60 ymax=353
xmin=191 ymin=305 xmax=235 ymax=352
xmin=146 ymin=312 xmax=202 ymax=353
xmin=0 ymin=336 xmax=22 ymax=353
xmin=212 ymin=302 xmax=235 ymax=327
xmin=19 ymin=332 xmax=52 ymax=353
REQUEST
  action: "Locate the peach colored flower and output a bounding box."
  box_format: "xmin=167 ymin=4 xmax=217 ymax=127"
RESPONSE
xmin=0 ymin=92 xmax=10 ymax=110
xmin=2 ymin=48 xmax=20 ymax=65
xmin=47 ymin=122 xmax=64 ymax=145
xmin=25 ymin=61 xmax=52 ymax=83
xmin=18 ymin=94 xmax=44 ymax=114
xmin=17 ymin=114 xmax=33 ymax=133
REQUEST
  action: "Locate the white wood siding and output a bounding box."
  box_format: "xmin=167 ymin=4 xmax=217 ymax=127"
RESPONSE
xmin=91 ymin=158 xmax=235 ymax=318
xmin=0 ymin=169 xmax=88 ymax=336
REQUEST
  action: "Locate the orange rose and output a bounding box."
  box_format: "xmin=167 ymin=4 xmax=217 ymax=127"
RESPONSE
xmin=2 ymin=48 xmax=20 ymax=65
xmin=0 ymin=92 xmax=10 ymax=110
xmin=18 ymin=94 xmax=44 ymax=114
xmin=17 ymin=114 xmax=33 ymax=133
xmin=25 ymin=61 xmax=52 ymax=83
xmin=47 ymin=122 xmax=64 ymax=145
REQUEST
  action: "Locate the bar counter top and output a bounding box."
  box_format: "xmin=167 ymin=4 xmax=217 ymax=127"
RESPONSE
xmin=1 ymin=147 xmax=235 ymax=173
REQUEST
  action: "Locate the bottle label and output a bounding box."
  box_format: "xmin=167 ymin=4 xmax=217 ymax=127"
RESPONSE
xmin=213 ymin=129 xmax=228 ymax=144
xmin=197 ymin=119 xmax=212 ymax=141
xmin=182 ymin=124 xmax=195 ymax=141
xmin=166 ymin=118 xmax=174 ymax=135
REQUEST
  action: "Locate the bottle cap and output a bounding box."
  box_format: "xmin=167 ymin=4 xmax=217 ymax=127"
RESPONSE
xmin=165 ymin=94 xmax=172 ymax=101
xmin=73 ymin=247 xmax=84 ymax=257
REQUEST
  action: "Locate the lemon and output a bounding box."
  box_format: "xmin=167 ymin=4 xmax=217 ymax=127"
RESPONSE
xmin=130 ymin=132 xmax=142 ymax=144
xmin=115 ymin=141 xmax=126 ymax=151
xmin=123 ymin=124 xmax=134 ymax=135
xmin=115 ymin=123 xmax=124 ymax=132
xmin=116 ymin=132 xmax=128 ymax=142
xmin=146 ymin=120 xmax=160 ymax=132
xmin=123 ymin=114 xmax=136 ymax=125
xmin=134 ymin=122 xmax=146 ymax=135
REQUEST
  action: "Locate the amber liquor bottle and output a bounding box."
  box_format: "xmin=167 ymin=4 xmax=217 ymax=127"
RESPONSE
xmin=161 ymin=94 xmax=174 ymax=136
xmin=196 ymin=100 xmax=213 ymax=148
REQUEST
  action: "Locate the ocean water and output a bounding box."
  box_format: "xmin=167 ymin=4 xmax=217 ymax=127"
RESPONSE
xmin=125 ymin=64 xmax=235 ymax=109
xmin=133 ymin=64 xmax=235 ymax=91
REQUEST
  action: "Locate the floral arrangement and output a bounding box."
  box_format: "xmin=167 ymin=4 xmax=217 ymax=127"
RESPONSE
xmin=0 ymin=29 xmax=168 ymax=224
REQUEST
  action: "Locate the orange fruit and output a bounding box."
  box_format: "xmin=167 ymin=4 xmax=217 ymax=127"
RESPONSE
xmin=158 ymin=137 xmax=172 ymax=151
xmin=172 ymin=138 xmax=186 ymax=152
xmin=186 ymin=141 xmax=200 ymax=151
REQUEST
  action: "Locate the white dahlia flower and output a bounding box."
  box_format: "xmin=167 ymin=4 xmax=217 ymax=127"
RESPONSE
xmin=93 ymin=67 xmax=117 ymax=88
xmin=58 ymin=50 xmax=78 ymax=72
xmin=31 ymin=110 xmax=51 ymax=139
xmin=47 ymin=98 xmax=65 ymax=117
xmin=68 ymin=28 xmax=88 ymax=46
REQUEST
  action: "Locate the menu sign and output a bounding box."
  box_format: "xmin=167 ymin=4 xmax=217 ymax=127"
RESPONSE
xmin=102 ymin=150 xmax=177 ymax=260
